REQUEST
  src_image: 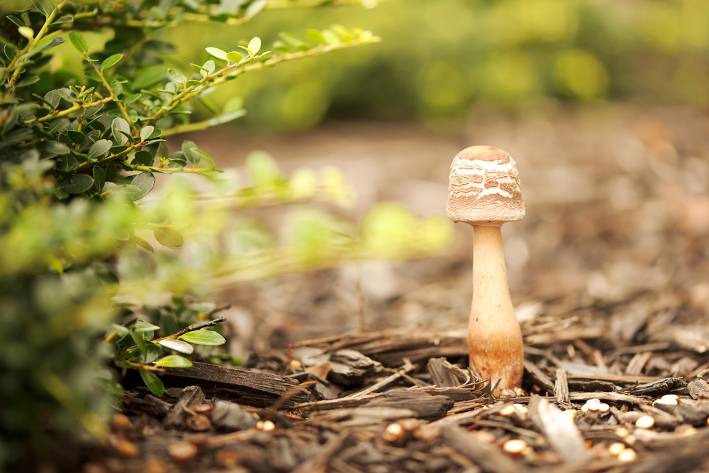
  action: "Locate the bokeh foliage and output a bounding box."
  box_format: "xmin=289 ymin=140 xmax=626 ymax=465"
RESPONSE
xmin=161 ymin=0 xmax=709 ymax=129
xmin=0 ymin=1 xmax=449 ymax=469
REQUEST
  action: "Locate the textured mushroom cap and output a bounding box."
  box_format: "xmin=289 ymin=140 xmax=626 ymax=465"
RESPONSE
xmin=447 ymin=146 xmax=526 ymax=224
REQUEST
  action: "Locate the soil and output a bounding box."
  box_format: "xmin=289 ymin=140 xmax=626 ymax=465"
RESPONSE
xmin=80 ymin=104 xmax=709 ymax=473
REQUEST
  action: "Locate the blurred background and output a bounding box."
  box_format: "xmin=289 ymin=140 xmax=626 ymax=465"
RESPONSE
xmin=28 ymin=0 xmax=709 ymax=352
xmin=145 ymin=0 xmax=709 ymax=354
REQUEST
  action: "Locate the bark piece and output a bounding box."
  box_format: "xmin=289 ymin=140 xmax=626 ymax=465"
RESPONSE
xmin=440 ymin=424 xmax=522 ymax=473
xmin=163 ymin=361 xmax=310 ymax=407
xmin=528 ymin=396 xmax=589 ymax=465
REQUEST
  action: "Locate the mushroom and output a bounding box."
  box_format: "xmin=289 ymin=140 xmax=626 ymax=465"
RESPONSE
xmin=446 ymin=146 xmax=526 ymax=389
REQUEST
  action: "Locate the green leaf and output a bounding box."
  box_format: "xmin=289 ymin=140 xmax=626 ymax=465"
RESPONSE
xmin=226 ymin=51 xmax=243 ymax=63
xmin=306 ymin=29 xmax=326 ymax=44
xmin=178 ymin=329 xmax=226 ymax=346
xmin=101 ymin=53 xmax=124 ymax=70
xmin=247 ymin=37 xmax=262 ymax=56
xmin=111 ymin=117 xmax=131 ymax=145
xmin=88 ymin=139 xmax=112 ymax=160
xmin=18 ymin=26 xmax=34 ymax=40
xmin=16 ymin=75 xmax=39 ymax=88
xmin=140 ymin=126 xmax=155 ymax=141
xmin=205 ymin=47 xmax=227 ymax=61
xmin=133 ymin=320 xmax=160 ymax=333
xmin=154 ymin=226 xmax=184 ymax=249
xmin=61 ymin=174 xmax=94 ymax=194
xmin=45 ymin=141 xmax=70 ymax=156
xmin=129 ymin=172 xmax=155 ymax=200
xmin=155 ymin=355 xmax=192 ymax=368
xmin=68 ymin=31 xmax=88 ymax=54
xmin=157 ymin=339 xmax=194 ymax=354
xmin=133 ymin=66 xmax=166 ymax=90
xmin=139 ymin=369 xmax=164 ymax=396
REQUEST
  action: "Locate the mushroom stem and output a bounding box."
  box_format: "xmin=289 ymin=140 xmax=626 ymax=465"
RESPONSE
xmin=470 ymin=224 xmax=523 ymax=389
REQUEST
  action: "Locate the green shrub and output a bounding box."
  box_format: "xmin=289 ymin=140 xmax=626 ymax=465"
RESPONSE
xmin=0 ymin=1 xmax=449 ymax=469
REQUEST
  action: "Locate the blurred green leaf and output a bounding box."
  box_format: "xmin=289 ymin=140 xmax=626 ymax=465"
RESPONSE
xmin=68 ymin=31 xmax=88 ymax=54
xmin=205 ymin=47 xmax=227 ymax=60
xmin=157 ymin=339 xmax=194 ymax=354
xmin=60 ymin=174 xmax=94 ymax=194
xmin=88 ymin=140 xmax=112 ymax=160
xmin=18 ymin=26 xmax=33 ymax=40
xmin=101 ymin=54 xmax=124 ymax=70
xmin=154 ymin=355 xmax=192 ymax=368
xmin=247 ymin=37 xmax=262 ymax=55
xmin=178 ymin=329 xmax=226 ymax=346
xmin=139 ymin=369 xmax=164 ymax=396
xmin=154 ymin=226 xmax=184 ymax=248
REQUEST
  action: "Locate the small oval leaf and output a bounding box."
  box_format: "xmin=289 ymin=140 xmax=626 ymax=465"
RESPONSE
xmin=247 ymin=37 xmax=261 ymax=56
xmin=139 ymin=369 xmax=164 ymax=396
xmin=158 ymin=339 xmax=194 ymax=354
xmin=61 ymin=174 xmax=94 ymax=194
xmin=140 ymin=125 xmax=155 ymax=141
xmin=130 ymin=172 xmax=155 ymax=200
xmin=18 ymin=26 xmax=34 ymax=40
xmin=111 ymin=117 xmax=131 ymax=145
xmin=205 ymin=47 xmax=227 ymax=61
xmin=68 ymin=31 xmax=88 ymax=54
xmin=154 ymin=226 xmax=184 ymax=249
xmin=155 ymin=355 xmax=192 ymax=368
xmin=101 ymin=53 xmax=124 ymax=70
xmin=178 ymin=329 xmax=226 ymax=346
xmin=88 ymin=139 xmax=112 ymax=160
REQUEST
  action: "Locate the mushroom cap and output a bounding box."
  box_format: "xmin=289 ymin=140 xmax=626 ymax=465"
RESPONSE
xmin=447 ymin=146 xmax=525 ymax=225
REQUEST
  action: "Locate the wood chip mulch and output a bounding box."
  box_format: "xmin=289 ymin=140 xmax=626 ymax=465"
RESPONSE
xmin=83 ymin=291 xmax=709 ymax=473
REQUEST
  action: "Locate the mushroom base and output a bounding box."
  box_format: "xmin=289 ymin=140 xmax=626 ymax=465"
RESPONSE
xmin=467 ymin=326 xmax=524 ymax=389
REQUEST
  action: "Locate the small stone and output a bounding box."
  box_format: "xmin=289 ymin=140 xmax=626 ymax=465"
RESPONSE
xmin=186 ymin=414 xmax=211 ymax=432
xmin=608 ymin=442 xmax=626 ymax=456
xmin=108 ymin=434 xmax=138 ymax=458
xmin=144 ymin=457 xmax=167 ymax=473
xmin=581 ymin=399 xmax=602 ymax=412
xmin=111 ymin=413 xmax=131 ymax=431
xmin=168 ymin=441 xmax=198 ymax=463
xmin=655 ymin=394 xmax=679 ymax=406
xmin=500 ymin=405 xmax=516 ymax=416
xmin=256 ymin=420 xmax=275 ymax=432
xmin=474 ymin=431 xmax=497 ymax=443
xmin=635 ymin=415 xmax=655 ymax=429
xmin=499 ymin=388 xmax=517 ymax=398
xmin=503 ymin=439 xmax=527 ymax=455
xmin=82 ymin=463 xmax=109 ymax=473
xmin=562 ymin=409 xmax=577 ymax=421
xmin=383 ymin=422 xmax=405 ymax=442
xmin=617 ymin=448 xmax=637 ymax=462
xmin=193 ymin=402 xmax=213 ymax=414
xmin=675 ymin=425 xmax=696 ymax=436
xmin=215 ymin=448 xmax=241 ymax=468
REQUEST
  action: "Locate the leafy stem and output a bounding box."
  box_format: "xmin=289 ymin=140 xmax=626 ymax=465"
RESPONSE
xmin=3 ymin=0 xmax=67 ymax=89
xmin=86 ymin=58 xmax=131 ymax=123
xmin=147 ymin=35 xmax=379 ymax=124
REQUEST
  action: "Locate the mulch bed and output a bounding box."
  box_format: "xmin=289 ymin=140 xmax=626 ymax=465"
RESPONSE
xmin=83 ymin=289 xmax=708 ymax=473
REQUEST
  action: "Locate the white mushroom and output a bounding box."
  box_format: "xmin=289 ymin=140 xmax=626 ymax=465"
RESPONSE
xmin=447 ymin=146 xmax=526 ymax=389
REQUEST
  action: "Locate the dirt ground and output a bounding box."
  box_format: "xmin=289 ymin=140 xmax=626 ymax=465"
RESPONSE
xmin=81 ymin=104 xmax=709 ymax=473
